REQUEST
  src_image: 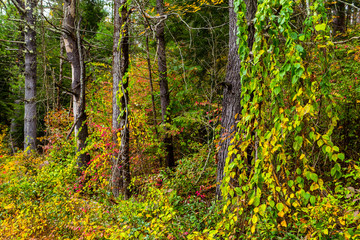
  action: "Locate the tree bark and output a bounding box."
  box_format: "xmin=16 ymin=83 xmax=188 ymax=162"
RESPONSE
xmin=10 ymin=4 xmax=25 ymax=153
xmin=156 ymin=0 xmax=175 ymax=169
xmin=334 ymin=1 xmax=346 ymax=34
xmin=216 ymin=0 xmax=257 ymax=199
xmin=146 ymin=35 xmax=158 ymax=129
xmin=63 ymin=0 xmax=90 ymax=172
xmin=24 ymin=0 xmax=37 ymax=153
xmin=112 ymin=0 xmax=130 ymax=199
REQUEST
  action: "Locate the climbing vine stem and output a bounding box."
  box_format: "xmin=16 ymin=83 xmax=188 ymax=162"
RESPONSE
xmin=215 ymin=0 xmax=356 ymax=238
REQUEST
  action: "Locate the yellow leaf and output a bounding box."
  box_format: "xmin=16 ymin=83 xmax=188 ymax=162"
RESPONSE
xmin=252 ymin=215 xmax=258 ymax=224
xmin=278 ymin=211 xmax=285 ymax=217
xmin=339 ymin=218 xmax=345 ymax=225
xmin=281 ymin=220 xmax=287 ymax=227
xmin=251 ymin=224 xmax=256 ymax=233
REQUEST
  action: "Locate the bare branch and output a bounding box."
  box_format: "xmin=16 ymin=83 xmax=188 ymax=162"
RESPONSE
xmin=337 ymin=0 xmax=360 ymax=10
xmin=333 ymin=36 xmax=360 ymax=44
xmin=10 ymin=0 xmax=25 ymax=13
xmin=55 ymin=83 xmax=77 ymax=97
xmin=0 ymin=39 xmax=25 ymax=44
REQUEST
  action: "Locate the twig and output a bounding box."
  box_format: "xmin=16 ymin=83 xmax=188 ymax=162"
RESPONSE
xmin=336 ymin=0 xmax=360 ymax=10
xmin=0 ymin=39 xmax=25 ymax=44
xmin=55 ymin=83 xmax=77 ymax=96
xmin=333 ymin=36 xmax=360 ymax=44
xmin=66 ymin=113 xmax=82 ymax=140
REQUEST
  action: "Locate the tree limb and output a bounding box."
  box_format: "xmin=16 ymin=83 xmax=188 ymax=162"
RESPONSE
xmin=10 ymin=0 xmax=25 ymax=13
xmin=333 ymin=36 xmax=360 ymax=44
xmin=336 ymin=0 xmax=360 ymax=10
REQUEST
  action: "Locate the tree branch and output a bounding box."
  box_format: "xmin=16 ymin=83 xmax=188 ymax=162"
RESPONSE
xmin=55 ymin=83 xmax=78 ymax=96
xmin=0 ymin=39 xmax=25 ymax=44
xmin=337 ymin=0 xmax=360 ymax=10
xmin=333 ymin=36 xmax=360 ymax=44
xmin=10 ymin=0 xmax=25 ymax=13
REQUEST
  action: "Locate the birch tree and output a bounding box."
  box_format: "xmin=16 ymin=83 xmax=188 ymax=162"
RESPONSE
xmin=63 ymin=0 xmax=90 ymax=172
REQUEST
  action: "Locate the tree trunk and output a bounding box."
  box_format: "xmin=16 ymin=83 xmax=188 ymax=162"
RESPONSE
xmin=146 ymin=35 xmax=158 ymax=129
xmin=63 ymin=0 xmax=90 ymax=172
xmin=58 ymin=38 xmax=64 ymax=110
xmin=156 ymin=0 xmax=175 ymax=169
xmin=24 ymin=0 xmax=37 ymax=153
xmin=216 ymin=0 xmax=257 ymax=199
xmin=10 ymin=5 xmax=25 ymax=153
xmin=112 ymin=0 xmax=130 ymax=199
xmin=334 ymin=1 xmax=346 ymax=34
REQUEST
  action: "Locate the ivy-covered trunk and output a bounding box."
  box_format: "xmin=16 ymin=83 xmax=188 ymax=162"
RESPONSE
xmin=112 ymin=0 xmax=130 ymax=199
xmin=63 ymin=0 xmax=90 ymax=172
xmin=24 ymin=0 xmax=37 ymax=152
xmin=216 ymin=0 xmax=257 ymax=199
xmin=156 ymin=0 xmax=175 ymax=169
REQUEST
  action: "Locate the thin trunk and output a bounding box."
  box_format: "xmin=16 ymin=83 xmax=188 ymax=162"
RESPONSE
xmin=63 ymin=0 xmax=90 ymax=172
xmin=112 ymin=0 xmax=130 ymax=199
xmin=156 ymin=0 xmax=175 ymax=169
xmin=216 ymin=0 xmax=257 ymax=199
xmin=146 ymin=35 xmax=157 ymax=129
xmin=334 ymin=1 xmax=346 ymax=34
xmin=58 ymin=37 xmax=64 ymax=109
xmin=41 ymin=0 xmax=50 ymax=112
xmin=10 ymin=7 xmax=25 ymax=153
xmin=24 ymin=0 xmax=37 ymax=152
xmin=146 ymin=34 xmax=161 ymax=167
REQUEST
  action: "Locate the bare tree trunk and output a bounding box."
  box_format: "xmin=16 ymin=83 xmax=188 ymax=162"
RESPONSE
xmin=10 ymin=4 xmax=25 ymax=153
xmin=156 ymin=0 xmax=175 ymax=169
xmin=112 ymin=0 xmax=130 ymax=199
xmin=216 ymin=0 xmax=257 ymax=199
xmin=40 ymin=0 xmax=50 ymax=112
xmin=63 ymin=0 xmax=90 ymax=172
xmin=146 ymin=35 xmax=157 ymax=129
xmin=334 ymin=1 xmax=346 ymax=34
xmin=58 ymin=36 xmax=64 ymax=109
xmin=24 ymin=0 xmax=37 ymax=153
xmin=146 ymin=34 xmax=162 ymax=167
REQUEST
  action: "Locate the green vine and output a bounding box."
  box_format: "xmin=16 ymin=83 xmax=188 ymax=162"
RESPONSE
xmin=216 ymin=0 xmax=359 ymax=238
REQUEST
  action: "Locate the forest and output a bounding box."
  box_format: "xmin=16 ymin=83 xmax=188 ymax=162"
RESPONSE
xmin=0 ymin=0 xmax=359 ymax=239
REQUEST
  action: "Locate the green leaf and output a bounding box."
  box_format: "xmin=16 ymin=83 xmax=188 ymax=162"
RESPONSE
xmin=311 ymin=173 xmax=318 ymax=182
xmin=254 ymin=196 xmax=260 ymax=207
xmin=338 ymin=153 xmax=345 ymax=160
xmin=315 ymin=23 xmax=326 ymax=31
xmin=290 ymin=32 xmax=298 ymax=40
xmin=326 ymin=146 xmax=332 ymax=154
xmin=309 ymin=131 xmax=315 ymax=141
xmin=276 ymin=202 xmax=284 ymax=212
xmin=310 ymin=195 xmax=316 ymax=205
xmin=295 ymin=44 xmax=304 ymax=53
xmin=293 ymin=136 xmax=303 ymax=151
xmin=331 ymin=167 xmax=336 ymax=176
xmin=304 ymin=192 xmax=311 ymax=201
xmin=288 ymin=180 xmax=294 ymax=188
xmin=273 ymin=87 xmax=281 ymax=96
